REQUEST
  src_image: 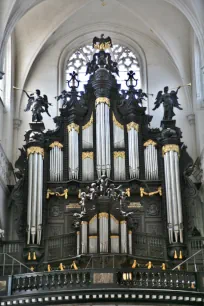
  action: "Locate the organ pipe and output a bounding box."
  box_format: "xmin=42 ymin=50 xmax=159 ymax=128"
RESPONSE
xmin=67 ymin=123 xmax=79 ymax=179
xmin=99 ymin=212 xmax=109 ymax=253
xmin=81 ymin=221 xmax=88 ymax=254
xmin=95 ymin=98 xmax=111 ymax=178
xmin=82 ymin=114 xmax=93 ymax=149
xmin=120 ymin=220 xmax=127 ymax=254
xmin=112 ymin=113 xmax=124 ymax=148
xmin=27 ymin=147 xmax=44 ymax=245
xmin=127 ymin=122 xmax=139 ymax=178
xmin=128 ymin=230 xmax=132 ymax=254
xmin=162 ymin=144 xmax=183 ymax=244
xmin=82 ymin=152 xmax=94 ymax=181
xmin=114 ymin=151 xmax=126 ymax=180
xmin=49 ymin=142 xmax=63 ymax=181
xmin=144 ymin=140 xmax=158 ymax=180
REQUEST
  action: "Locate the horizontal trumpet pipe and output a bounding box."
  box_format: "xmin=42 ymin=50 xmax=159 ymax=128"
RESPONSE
xmin=13 ymin=86 xmax=33 ymax=92
xmin=170 ymin=83 xmax=191 ymax=90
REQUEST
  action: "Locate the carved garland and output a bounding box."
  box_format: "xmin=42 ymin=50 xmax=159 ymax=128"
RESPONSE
xmin=82 ymin=152 xmax=94 ymax=160
xmin=27 ymin=147 xmax=44 ymax=158
xmin=46 ymin=188 xmax=68 ymax=199
xmin=95 ymin=97 xmax=110 ymax=107
xmin=127 ymin=122 xmax=139 ymax=132
xmin=114 ymin=151 xmax=125 ymax=159
xmin=67 ymin=123 xmax=79 ymax=133
xmin=144 ymin=139 xmax=157 ymax=147
xmin=162 ymin=144 xmax=180 ymax=157
xmin=140 ymin=186 xmax=162 ymax=197
xmin=82 ymin=114 xmax=93 ymax=130
xmin=49 ymin=141 xmax=63 ymax=149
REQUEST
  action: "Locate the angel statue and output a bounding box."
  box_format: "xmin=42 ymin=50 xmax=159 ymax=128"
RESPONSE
xmin=152 ymin=86 xmax=182 ymax=120
xmin=24 ymin=89 xmax=51 ymax=122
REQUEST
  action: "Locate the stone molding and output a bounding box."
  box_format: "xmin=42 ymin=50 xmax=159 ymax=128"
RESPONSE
xmin=0 ymin=143 xmax=13 ymax=193
xmin=186 ymin=113 xmax=195 ymax=125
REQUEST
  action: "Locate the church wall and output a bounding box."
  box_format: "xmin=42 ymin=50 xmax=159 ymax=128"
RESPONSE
xmin=16 ymin=32 xmax=196 ymax=162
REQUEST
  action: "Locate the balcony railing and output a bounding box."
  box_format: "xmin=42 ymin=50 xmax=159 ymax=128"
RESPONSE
xmin=11 ymin=268 xmax=197 ymax=295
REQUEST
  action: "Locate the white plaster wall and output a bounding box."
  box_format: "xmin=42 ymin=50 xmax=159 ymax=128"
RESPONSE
xmin=17 ymin=30 xmax=196 ymax=162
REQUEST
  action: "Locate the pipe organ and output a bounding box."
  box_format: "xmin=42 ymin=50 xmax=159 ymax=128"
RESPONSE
xmin=14 ymin=35 xmax=194 ymax=268
xmin=163 ymin=144 xmax=183 ymax=244
xmin=27 ymin=146 xmax=44 ymax=245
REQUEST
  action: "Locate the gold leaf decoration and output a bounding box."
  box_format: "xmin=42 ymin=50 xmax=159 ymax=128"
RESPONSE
xmin=140 ymin=186 xmax=162 ymax=197
xmin=95 ymin=97 xmax=110 ymax=107
xmin=112 ymin=113 xmax=124 ymax=129
xmin=143 ymin=139 xmax=157 ymax=147
xmin=82 ymin=114 xmax=93 ymax=130
xmin=67 ymin=123 xmax=79 ymax=133
xmin=49 ymin=141 xmax=63 ymax=148
xmin=114 ymin=151 xmax=125 ymax=159
xmin=127 ymin=122 xmax=139 ymax=132
xmin=162 ymin=144 xmax=179 ymax=157
xmin=82 ymin=152 xmax=94 ymax=160
xmin=27 ymin=146 xmax=44 ymax=158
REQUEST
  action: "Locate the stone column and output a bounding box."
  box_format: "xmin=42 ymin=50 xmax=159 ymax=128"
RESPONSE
xmin=13 ymin=118 xmax=22 ymax=165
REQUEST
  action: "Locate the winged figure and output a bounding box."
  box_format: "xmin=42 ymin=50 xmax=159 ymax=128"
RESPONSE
xmin=24 ymin=89 xmax=51 ymax=122
xmin=152 ymin=86 xmax=182 ymax=120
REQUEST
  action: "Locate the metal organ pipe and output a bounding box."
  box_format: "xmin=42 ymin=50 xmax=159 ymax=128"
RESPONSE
xmin=95 ymin=98 xmax=111 ymax=178
xmin=49 ymin=142 xmax=63 ymax=181
xmin=27 ymin=154 xmax=33 ymax=244
xmin=27 ymin=147 xmax=44 ymax=245
xmin=163 ymin=145 xmax=183 ymax=244
xmin=67 ymin=124 xmax=79 ymax=179
xmin=127 ymin=122 xmax=139 ymax=179
xmin=144 ymin=140 xmax=158 ymax=180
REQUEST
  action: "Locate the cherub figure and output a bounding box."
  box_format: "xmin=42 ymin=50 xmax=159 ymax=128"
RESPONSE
xmin=136 ymin=89 xmax=148 ymax=106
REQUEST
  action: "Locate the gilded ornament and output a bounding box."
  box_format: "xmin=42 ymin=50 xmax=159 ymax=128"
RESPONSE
xmin=140 ymin=186 xmax=162 ymax=197
xmin=27 ymin=146 xmax=44 ymax=158
xmin=127 ymin=122 xmax=139 ymax=132
xmin=98 ymin=212 xmax=109 ymax=219
xmin=120 ymin=220 xmax=127 ymax=224
xmin=128 ymin=230 xmax=132 ymax=234
xmin=126 ymin=188 xmax=131 ymax=197
xmin=112 ymin=113 xmax=124 ymax=129
xmin=89 ymin=235 xmax=98 ymax=238
xmin=89 ymin=214 xmax=97 ymax=224
xmin=46 ymin=188 xmax=68 ymax=199
xmin=110 ymin=235 xmax=119 ymax=238
xmin=82 ymin=114 xmax=93 ymax=130
xmin=162 ymin=144 xmax=179 ymax=157
xmin=49 ymin=141 xmax=63 ymax=149
xmin=95 ymin=97 xmax=110 ymax=107
xmin=110 ymin=214 xmax=119 ymax=224
xmin=81 ymin=221 xmax=88 ymax=224
xmin=82 ymin=152 xmax=94 ymax=160
xmin=143 ymin=139 xmax=157 ymax=147
xmin=114 ymin=151 xmax=125 ymax=159
xmin=67 ymin=123 xmax=79 ymax=133
xmin=76 ymin=231 xmax=80 ymax=235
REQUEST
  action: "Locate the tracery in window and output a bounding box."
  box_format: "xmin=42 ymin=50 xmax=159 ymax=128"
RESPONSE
xmin=65 ymin=44 xmax=141 ymax=92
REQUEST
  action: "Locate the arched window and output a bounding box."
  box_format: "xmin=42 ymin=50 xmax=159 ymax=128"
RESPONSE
xmin=65 ymin=44 xmax=141 ymax=92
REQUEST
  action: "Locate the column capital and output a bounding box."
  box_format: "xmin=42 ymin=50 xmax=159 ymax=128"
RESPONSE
xmin=0 ymin=72 xmax=5 ymax=80
xmin=13 ymin=118 xmax=22 ymax=130
xmin=186 ymin=113 xmax=195 ymax=125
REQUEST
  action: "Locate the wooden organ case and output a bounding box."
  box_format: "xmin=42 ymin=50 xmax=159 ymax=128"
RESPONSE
xmin=11 ymin=35 xmax=197 ymax=270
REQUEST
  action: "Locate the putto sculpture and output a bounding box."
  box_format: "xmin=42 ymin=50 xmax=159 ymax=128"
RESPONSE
xmin=152 ymin=86 xmax=182 ymax=120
